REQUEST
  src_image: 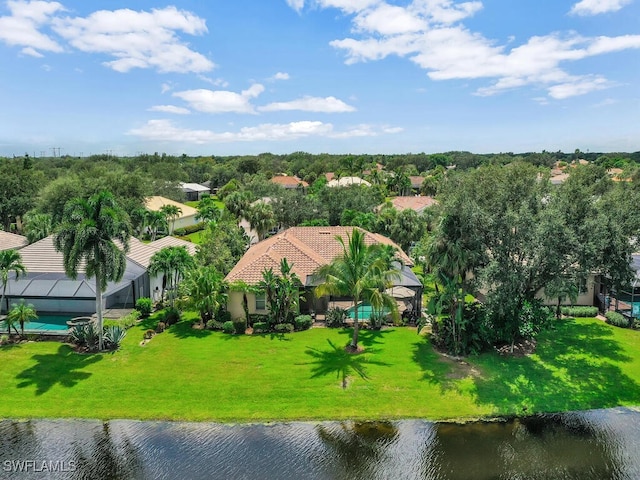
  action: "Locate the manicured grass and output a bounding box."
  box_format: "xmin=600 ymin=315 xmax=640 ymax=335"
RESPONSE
xmin=0 ymin=316 xmax=638 ymax=422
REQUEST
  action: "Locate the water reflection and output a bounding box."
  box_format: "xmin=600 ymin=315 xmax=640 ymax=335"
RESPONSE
xmin=0 ymin=408 xmax=638 ymax=479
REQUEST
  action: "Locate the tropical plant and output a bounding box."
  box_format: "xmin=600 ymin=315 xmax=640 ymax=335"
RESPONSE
xmin=54 ymin=191 xmax=132 ymax=350
xmin=148 ymin=246 xmax=195 ymax=308
xmin=258 ymin=258 xmax=302 ymax=325
xmin=180 ymin=265 xmax=228 ymax=322
xmin=314 ymin=229 xmax=400 ymax=351
xmin=225 ymin=190 xmax=252 ymax=219
xmin=160 ymin=204 xmax=182 ymax=235
xmin=144 ymin=210 xmax=168 ymax=241
xmin=104 ymin=325 xmax=127 ymax=349
xmin=135 ymin=297 xmax=153 ymax=318
xmin=6 ymin=299 xmax=37 ymax=335
xmin=0 ymin=249 xmax=26 ymax=315
xmin=195 ymin=195 xmax=222 ymax=224
xmin=246 ymin=201 xmax=276 ymax=241
xmin=22 ymin=211 xmax=52 ymax=244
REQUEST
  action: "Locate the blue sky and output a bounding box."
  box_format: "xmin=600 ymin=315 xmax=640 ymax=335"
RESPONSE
xmin=0 ymin=0 xmax=639 ymax=157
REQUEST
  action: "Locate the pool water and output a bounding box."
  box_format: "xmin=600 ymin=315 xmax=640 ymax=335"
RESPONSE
xmin=0 ymin=314 xmax=74 ymax=332
xmin=346 ymin=302 xmax=390 ymax=320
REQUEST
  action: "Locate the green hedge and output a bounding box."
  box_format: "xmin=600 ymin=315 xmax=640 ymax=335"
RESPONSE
xmin=605 ymin=311 xmax=629 ymax=328
xmin=252 ymin=322 xmax=269 ymax=334
xmin=173 ymin=222 xmax=206 ymax=236
xmin=294 ymin=315 xmax=313 ymax=331
xmin=274 ymin=323 xmax=294 ymax=334
xmin=560 ymin=306 xmax=598 ymax=318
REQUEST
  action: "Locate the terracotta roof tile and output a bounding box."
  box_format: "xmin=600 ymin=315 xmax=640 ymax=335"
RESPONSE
xmin=384 ymin=196 xmax=438 ymax=213
xmin=225 ymin=226 xmax=412 ymax=285
xmin=270 ymin=175 xmax=309 ymax=188
xmin=0 ymin=231 xmax=28 ymax=251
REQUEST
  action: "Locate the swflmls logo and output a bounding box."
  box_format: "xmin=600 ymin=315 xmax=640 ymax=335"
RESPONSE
xmin=3 ymin=460 xmax=76 ymax=473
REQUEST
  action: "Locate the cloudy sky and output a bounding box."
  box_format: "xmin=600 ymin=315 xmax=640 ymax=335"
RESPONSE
xmin=1 ymin=0 xmax=639 ymax=157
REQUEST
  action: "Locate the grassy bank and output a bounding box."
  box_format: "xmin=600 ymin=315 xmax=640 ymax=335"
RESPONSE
xmin=0 ymin=317 xmax=638 ymax=422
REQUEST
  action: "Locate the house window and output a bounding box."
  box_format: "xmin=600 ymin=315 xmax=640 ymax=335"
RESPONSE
xmin=255 ymin=294 xmax=266 ymax=311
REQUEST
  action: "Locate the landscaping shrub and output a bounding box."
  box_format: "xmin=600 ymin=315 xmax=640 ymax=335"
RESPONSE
xmin=163 ymin=307 xmax=181 ymax=326
xmin=274 ymin=323 xmax=294 ymax=334
xmin=222 ymin=321 xmax=235 ymax=334
xmin=294 ymin=315 xmax=313 ymax=331
xmin=560 ymin=306 xmax=598 ymax=318
xmin=144 ymin=329 xmax=155 ymax=340
xmin=206 ymin=320 xmax=224 ymax=331
xmin=173 ymin=222 xmax=205 ymax=236
xmin=216 ymin=310 xmax=232 ymax=324
xmin=605 ymin=311 xmax=629 ymax=328
xmin=104 ymin=326 xmax=127 ymax=350
xmin=155 ymin=321 xmax=166 ymax=333
xmin=326 ymin=307 xmax=348 ymax=328
xmin=252 ymin=321 xmax=269 ymax=334
xmin=249 ymin=313 xmax=269 ymax=326
xmin=135 ymin=297 xmax=153 ymax=318
xmin=0 ymin=334 xmax=8 ymax=345
xmin=369 ymin=311 xmax=386 ymax=330
xmin=233 ymin=319 xmax=247 ymax=334
xmin=118 ymin=310 xmax=140 ymax=329
xmin=71 ymin=323 xmax=98 ymax=348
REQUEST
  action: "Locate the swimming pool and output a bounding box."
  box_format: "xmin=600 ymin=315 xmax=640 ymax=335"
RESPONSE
xmin=0 ymin=314 xmax=75 ymax=333
xmin=345 ymin=302 xmax=389 ymax=320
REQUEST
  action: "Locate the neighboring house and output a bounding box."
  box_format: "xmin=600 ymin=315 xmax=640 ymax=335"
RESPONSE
xmin=224 ymin=226 xmax=422 ymax=320
xmin=379 ymin=196 xmax=438 ymax=214
xmin=594 ymin=253 xmax=640 ymax=321
xmin=145 ymin=196 xmax=199 ymax=231
xmin=271 ymin=175 xmax=309 ymax=190
xmin=179 ymin=182 xmax=211 ymax=201
xmin=550 ymin=173 xmax=570 ymax=185
xmin=326 ymin=176 xmax=371 ymax=188
xmin=0 ymin=231 xmax=28 ymax=251
xmin=409 ymin=176 xmax=424 ymax=191
xmin=2 ymin=235 xmax=197 ymax=314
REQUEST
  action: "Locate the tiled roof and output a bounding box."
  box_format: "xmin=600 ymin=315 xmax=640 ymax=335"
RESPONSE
xmin=385 ymin=196 xmax=438 ymax=213
xmin=124 ymin=238 xmax=161 ymax=268
xmin=144 ymin=196 xmax=198 ymax=219
xmin=149 ymin=236 xmax=197 ymax=256
xmin=270 ymin=175 xmax=309 ymax=188
xmin=409 ymin=176 xmax=424 ymax=188
xmin=326 ymin=177 xmax=371 ymax=187
xmin=225 ymin=227 xmax=412 ymax=285
xmin=0 ymin=231 xmax=28 ymax=251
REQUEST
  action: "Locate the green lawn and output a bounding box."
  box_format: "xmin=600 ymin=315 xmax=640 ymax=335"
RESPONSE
xmin=0 ymin=316 xmax=638 ymax=422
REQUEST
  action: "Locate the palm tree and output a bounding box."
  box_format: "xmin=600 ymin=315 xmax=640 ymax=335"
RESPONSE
xmin=247 ymin=202 xmax=276 ymax=242
xmin=145 ymin=210 xmax=168 ymax=241
xmin=181 ymin=266 xmax=227 ymax=322
xmin=7 ymin=299 xmax=37 ymax=335
xmin=314 ymin=229 xmax=400 ymax=351
xmin=225 ymin=190 xmax=252 ymax=220
xmin=22 ymin=211 xmax=52 ymax=244
xmin=54 ymin=191 xmax=132 ymax=351
xmin=0 ymin=249 xmax=26 ymax=315
xmin=195 ymin=195 xmax=222 ymax=224
xmin=148 ymin=246 xmax=194 ymax=308
xmin=160 ymin=204 xmax=182 ymax=235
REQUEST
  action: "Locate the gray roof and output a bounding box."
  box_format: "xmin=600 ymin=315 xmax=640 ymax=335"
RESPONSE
xmin=149 ymin=236 xmax=197 ymax=256
xmin=0 ymin=231 xmax=28 ymax=251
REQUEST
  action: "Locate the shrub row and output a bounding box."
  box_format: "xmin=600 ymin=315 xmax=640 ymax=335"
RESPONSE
xmin=173 ymin=222 xmax=206 ymax=236
xmin=605 ymin=311 xmax=629 ymax=328
xmin=560 ymin=306 xmax=598 ymax=318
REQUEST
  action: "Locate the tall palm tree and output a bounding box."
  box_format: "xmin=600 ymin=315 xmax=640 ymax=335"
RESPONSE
xmin=0 ymin=249 xmax=26 ymax=315
xmin=144 ymin=210 xmax=168 ymax=241
xmin=314 ymin=229 xmax=400 ymax=351
xmin=7 ymin=299 xmax=38 ymax=335
xmin=247 ymin=202 xmax=276 ymax=242
xmin=195 ymin=195 xmax=221 ymax=224
xmin=54 ymin=191 xmax=131 ymax=351
xmin=160 ymin=204 xmax=182 ymax=235
xmin=148 ymin=246 xmax=194 ymax=308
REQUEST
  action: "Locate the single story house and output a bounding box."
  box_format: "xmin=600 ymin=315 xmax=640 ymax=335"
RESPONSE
xmin=409 ymin=176 xmax=425 ymax=191
xmin=326 ymin=177 xmax=371 ymax=188
xmin=379 ymin=196 xmax=438 ymax=214
xmin=224 ymin=226 xmax=423 ymax=321
xmin=145 ymin=196 xmax=199 ymax=231
xmin=2 ymin=235 xmax=196 ymax=314
xmin=0 ymin=231 xmax=28 ymax=251
xmin=179 ymin=182 xmax=211 ymax=201
xmin=270 ymin=175 xmax=309 ymax=190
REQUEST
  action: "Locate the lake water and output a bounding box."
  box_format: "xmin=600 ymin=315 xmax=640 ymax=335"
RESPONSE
xmin=1 ymin=407 xmax=639 ymax=479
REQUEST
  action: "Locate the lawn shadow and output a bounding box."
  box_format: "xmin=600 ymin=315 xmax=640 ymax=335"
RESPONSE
xmin=16 ymin=344 xmax=103 ymax=395
xmin=338 ymin=327 xmax=395 ymax=348
xmin=167 ymin=321 xmax=212 ymax=339
xmin=411 ymin=336 xmax=466 ymax=390
xmin=302 ymin=339 xmax=390 ymax=388
xmin=472 ymin=318 xmax=640 ymax=414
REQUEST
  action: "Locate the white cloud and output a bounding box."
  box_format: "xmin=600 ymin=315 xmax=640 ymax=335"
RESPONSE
xmin=259 ymin=96 xmax=356 ymax=112
xmin=161 ymin=82 xmax=173 ymax=94
xmin=570 ymin=0 xmax=633 ymax=16
xmin=286 ymin=0 xmax=305 ymax=12
xmin=0 ymin=0 xmax=65 ymax=55
xmin=198 ymin=75 xmax=229 ymax=87
xmin=271 ymin=72 xmax=290 ymax=81
xmin=148 ymin=105 xmax=190 ymax=115
xmin=128 ymin=119 xmax=400 ymax=143
xmin=173 ymin=84 xmax=265 ymax=114
xmin=52 ymin=6 xmax=214 ymax=73
xmin=315 ymin=1 xmax=640 ymax=99
xmin=21 ymin=46 xmax=43 ymax=57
